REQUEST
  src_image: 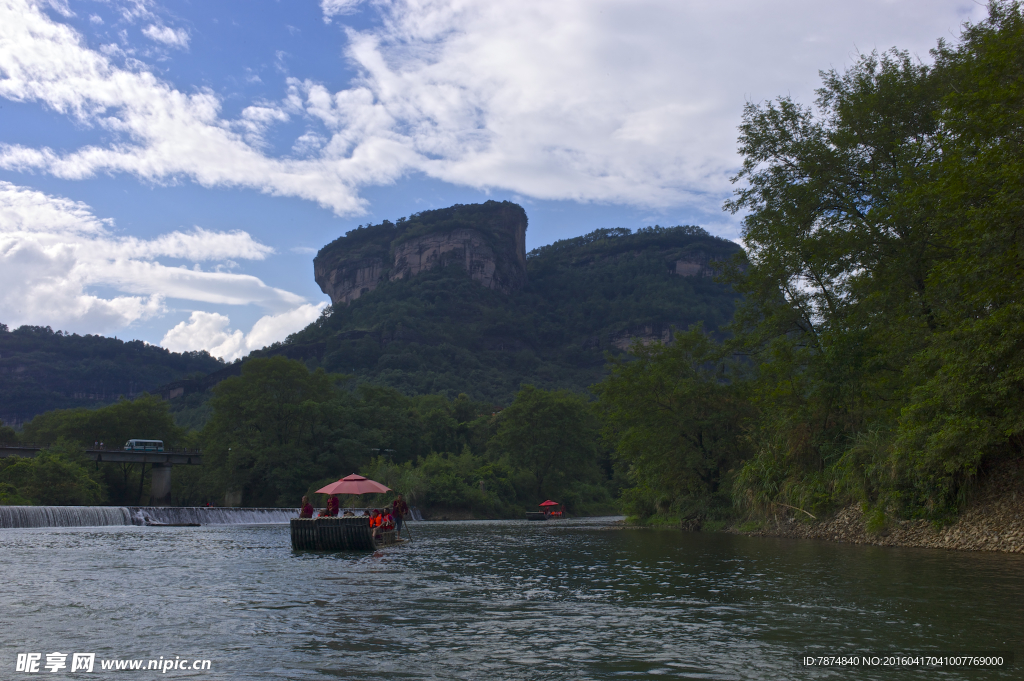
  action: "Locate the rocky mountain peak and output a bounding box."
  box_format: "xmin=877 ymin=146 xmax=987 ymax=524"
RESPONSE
xmin=314 ymin=201 xmax=528 ymax=306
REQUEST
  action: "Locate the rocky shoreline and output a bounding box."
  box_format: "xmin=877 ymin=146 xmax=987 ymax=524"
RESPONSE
xmin=731 ymin=459 xmax=1024 ymax=554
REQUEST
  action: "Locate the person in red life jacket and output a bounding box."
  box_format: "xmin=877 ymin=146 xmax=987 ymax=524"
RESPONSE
xmin=326 ymin=494 xmax=340 ymax=517
xmin=382 ymin=510 xmax=395 ymax=532
xmin=299 ymin=496 xmax=314 ymax=519
xmin=392 ymin=494 xmax=409 ymax=534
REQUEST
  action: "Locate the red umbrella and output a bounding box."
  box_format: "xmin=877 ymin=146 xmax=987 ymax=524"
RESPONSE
xmin=316 ymin=474 xmax=391 ymax=495
xmin=539 ymin=500 xmax=559 ymax=507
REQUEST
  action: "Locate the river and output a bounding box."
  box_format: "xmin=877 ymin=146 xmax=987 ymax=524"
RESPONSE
xmin=1 ymin=517 xmax=1020 ymax=679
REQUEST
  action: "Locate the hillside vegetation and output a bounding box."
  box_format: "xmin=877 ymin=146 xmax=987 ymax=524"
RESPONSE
xmin=292 ymin=224 xmax=741 ymax=404
xmin=0 ymin=324 xmax=223 ymax=427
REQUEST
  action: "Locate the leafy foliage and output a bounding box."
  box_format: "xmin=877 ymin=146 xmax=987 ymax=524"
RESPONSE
xmin=0 ymin=439 xmax=106 ymax=506
xmin=596 ymin=326 xmax=753 ymax=521
xmin=0 ymin=420 xmax=16 ymax=444
xmin=594 ymin=2 xmax=1024 ymax=525
xmin=192 ymin=356 xmax=613 ymax=515
xmin=724 ymin=1 xmax=1024 ymax=520
xmin=14 ymin=394 xmax=187 ymax=505
xmin=21 ymin=394 xmax=186 ymax=447
xmin=488 ymin=385 xmax=607 ymax=500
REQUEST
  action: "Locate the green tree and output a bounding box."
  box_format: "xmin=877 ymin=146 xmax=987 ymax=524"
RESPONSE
xmin=887 ymin=2 xmax=1024 ymax=513
xmin=724 ymin=45 xmax=944 ymax=469
xmin=724 ymin=1 xmax=1024 ymax=519
xmin=18 ymin=394 xmax=185 ymax=505
xmin=596 ymin=327 xmax=753 ymax=520
xmin=487 ymin=385 xmax=603 ymax=503
xmin=201 ymin=356 xmax=351 ymax=507
xmin=21 ymin=394 xmax=185 ymax=447
xmin=0 ymin=439 xmax=106 ymax=505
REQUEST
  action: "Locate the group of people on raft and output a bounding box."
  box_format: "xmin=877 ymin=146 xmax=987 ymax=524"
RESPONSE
xmin=298 ymin=493 xmax=409 ymax=538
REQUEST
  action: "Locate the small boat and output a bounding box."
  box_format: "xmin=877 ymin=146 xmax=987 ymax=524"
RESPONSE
xmin=290 ymin=516 xmax=407 ymax=551
xmin=526 ymin=500 xmax=563 ymax=521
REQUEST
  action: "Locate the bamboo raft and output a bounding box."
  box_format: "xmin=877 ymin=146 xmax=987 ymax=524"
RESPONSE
xmin=290 ymin=517 xmax=405 ymax=551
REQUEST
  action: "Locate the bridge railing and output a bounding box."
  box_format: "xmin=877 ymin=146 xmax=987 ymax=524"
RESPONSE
xmin=0 ymin=443 xmax=203 ymax=454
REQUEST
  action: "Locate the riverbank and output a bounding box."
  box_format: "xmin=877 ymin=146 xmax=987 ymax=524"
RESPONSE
xmin=731 ymin=458 xmax=1024 ymax=553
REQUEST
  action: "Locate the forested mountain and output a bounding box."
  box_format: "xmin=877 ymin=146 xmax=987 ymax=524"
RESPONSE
xmin=2 ymin=206 xmax=742 ymax=512
xmin=1 ymin=204 xmax=742 ymax=430
xmin=285 ymin=203 xmax=743 ymax=404
xmin=0 ymin=325 xmax=224 ymax=427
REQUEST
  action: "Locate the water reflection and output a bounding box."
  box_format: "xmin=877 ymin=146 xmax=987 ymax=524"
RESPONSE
xmin=0 ymin=518 xmax=1020 ymax=679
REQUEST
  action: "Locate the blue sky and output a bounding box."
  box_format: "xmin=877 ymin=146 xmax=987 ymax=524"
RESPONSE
xmin=0 ymin=0 xmax=984 ymax=359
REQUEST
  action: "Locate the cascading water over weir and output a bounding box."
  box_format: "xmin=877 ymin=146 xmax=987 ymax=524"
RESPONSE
xmin=0 ymin=506 xmax=299 ymax=529
xmin=132 ymin=507 xmax=299 ymax=526
xmin=0 ymin=506 xmax=135 ymax=528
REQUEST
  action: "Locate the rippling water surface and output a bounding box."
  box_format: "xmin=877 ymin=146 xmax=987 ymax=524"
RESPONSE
xmin=1 ymin=518 xmax=1022 ymax=679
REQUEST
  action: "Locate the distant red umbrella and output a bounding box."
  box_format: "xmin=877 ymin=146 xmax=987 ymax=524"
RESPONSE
xmin=539 ymin=500 xmax=559 ymax=507
xmin=316 ymin=474 xmax=391 ymax=495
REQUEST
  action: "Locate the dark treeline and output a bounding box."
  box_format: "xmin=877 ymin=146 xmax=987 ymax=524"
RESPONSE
xmin=0 ymin=323 xmax=224 ymax=427
xmin=1 ymin=357 xmax=618 ymax=517
xmin=4 ymin=5 xmax=1022 ymax=528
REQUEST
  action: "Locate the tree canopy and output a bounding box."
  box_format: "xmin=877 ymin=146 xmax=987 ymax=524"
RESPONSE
xmin=192 ymin=357 xmax=614 ymax=514
xmin=0 ymin=439 xmax=106 ymax=506
xmin=592 ymin=2 xmax=1024 ymax=525
xmin=722 ymin=1 xmax=1024 ymax=520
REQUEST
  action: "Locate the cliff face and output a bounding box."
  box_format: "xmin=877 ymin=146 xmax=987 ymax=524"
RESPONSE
xmin=314 ymin=201 xmax=528 ymax=306
xmin=673 ymin=252 xmax=717 ymax=277
xmin=314 ymin=257 xmax=385 ymax=305
xmin=391 ymin=229 xmax=497 ymax=286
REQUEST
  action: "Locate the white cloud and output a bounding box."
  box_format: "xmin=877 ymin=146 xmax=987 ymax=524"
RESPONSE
xmin=0 ymin=180 xmax=305 ymax=334
xmin=42 ymin=0 xmax=71 ymax=18
xmin=0 ymin=0 xmax=988 ymax=220
xmin=161 ymin=304 xmax=325 ymax=361
xmin=0 ymin=0 xmax=380 ymax=215
xmin=110 ymin=0 xmax=156 ymax=23
xmin=322 ymin=0 xmax=986 ymax=212
xmin=141 ymin=23 xmax=189 ymax=49
xmin=321 ymin=0 xmax=364 ymax=23
xmin=236 ymin=103 xmax=290 ymax=147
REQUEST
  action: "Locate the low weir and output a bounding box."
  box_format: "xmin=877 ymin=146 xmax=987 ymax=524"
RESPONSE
xmin=131 ymin=507 xmax=300 ymax=526
xmin=0 ymin=506 xmax=300 ymax=529
xmin=0 ymin=506 xmax=135 ymax=528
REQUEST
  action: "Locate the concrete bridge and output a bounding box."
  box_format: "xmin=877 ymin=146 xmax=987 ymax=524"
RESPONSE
xmin=0 ymin=444 xmax=202 ymax=506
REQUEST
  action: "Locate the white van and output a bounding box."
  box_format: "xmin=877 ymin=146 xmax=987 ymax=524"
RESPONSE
xmin=124 ymin=439 xmax=164 ymax=452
